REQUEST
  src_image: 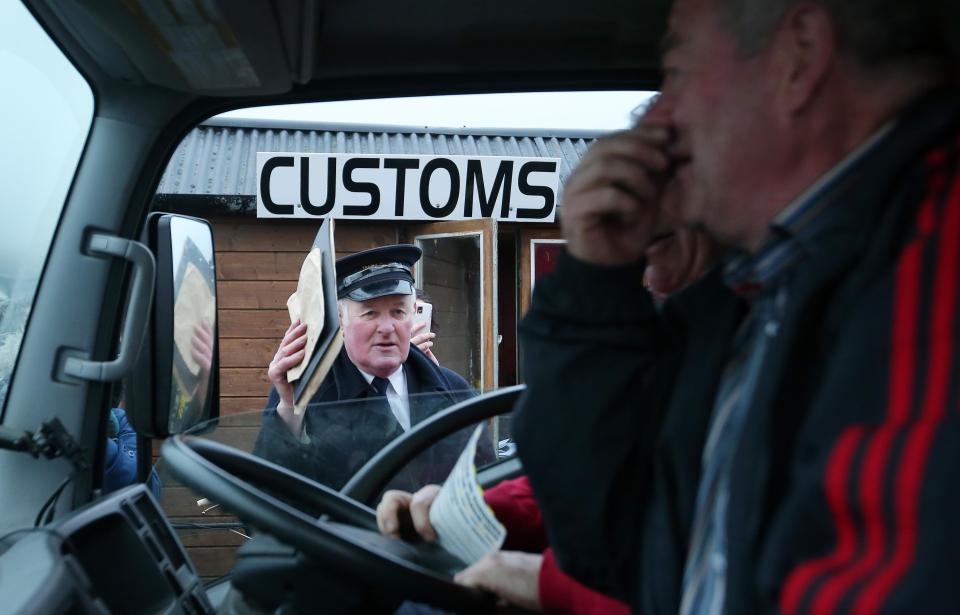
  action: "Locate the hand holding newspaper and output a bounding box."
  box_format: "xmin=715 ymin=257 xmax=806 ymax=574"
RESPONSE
xmin=283 ymin=219 xmax=343 ymax=416
xmin=428 ymin=424 xmax=507 ymax=566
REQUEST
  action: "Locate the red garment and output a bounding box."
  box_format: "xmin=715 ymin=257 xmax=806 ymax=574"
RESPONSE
xmin=484 ymin=477 xmax=630 ymax=615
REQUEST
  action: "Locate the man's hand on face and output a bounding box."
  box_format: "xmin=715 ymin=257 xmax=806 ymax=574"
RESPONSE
xmin=376 ymin=484 xmax=440 ymax=542
xmin=454 ymin=551 xmax=543 ymax=612
xmin=561 ymin=120 xmax=673 ymax=267
xmin=267 ymin=320 xmax=308 ymax=433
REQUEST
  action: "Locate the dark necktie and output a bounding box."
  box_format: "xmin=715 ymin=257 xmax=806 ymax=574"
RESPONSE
xmin=371 ymin=376 xmax=390 ymax=397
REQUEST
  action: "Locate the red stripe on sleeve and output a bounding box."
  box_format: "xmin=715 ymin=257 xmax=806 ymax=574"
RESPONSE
xmin=779 ymin=148 xmax=950 ymax=615
xmin=851 ymin=153 xmax=960 ymax=614
xmin=779 ymin=427 xmax=866 ymax=615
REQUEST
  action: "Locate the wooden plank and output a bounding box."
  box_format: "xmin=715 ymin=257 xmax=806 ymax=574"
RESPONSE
xmin=211 ymin=218 xmax=398 ymax=253
xmin=199 ymin=426 xmax=261 ymax=453
xmin=174 ymin=523 xmax=248 ymax=548
xmin=221 ymin=367 xmax=272 ymax=397
xmin=161 ymin=486 xmax=234 ymax=518
xmin=212 ymin=220 xmax=319 ymax=252
xmin=217 ymin=252 xmax=304 ymax=281
xmin=220 ymin=397 xmax=270 ymax=418
xmin=218 ymin=280 xmax=297 ymax=310
xmin=186 ymin=546 xmax=239 ymax=579
xmin=220 ymin=338 xmax=276 ymax=368
xmin=219 ymin=309 xmax=290 ymax=338
xmin=334 ymin=223 xmax=399 ymax=252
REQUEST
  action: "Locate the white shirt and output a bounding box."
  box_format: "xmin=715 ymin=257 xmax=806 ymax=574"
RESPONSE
xmin=358 ymin=365 xmax=411 ymax=431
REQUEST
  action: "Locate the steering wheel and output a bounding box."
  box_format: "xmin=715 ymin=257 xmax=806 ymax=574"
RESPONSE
xmin=343 ymin=385 xmax=526 ymax=504
xmin=161 ymin=435 xmax=495 ymax=612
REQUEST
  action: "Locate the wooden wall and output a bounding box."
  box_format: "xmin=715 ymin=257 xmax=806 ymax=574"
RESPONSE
xmin=158 ymin=216 xmax=398 ymax=581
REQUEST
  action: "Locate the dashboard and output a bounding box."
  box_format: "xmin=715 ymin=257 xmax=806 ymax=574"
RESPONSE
xmin=0 ymin=484 xmax=210 ymax=614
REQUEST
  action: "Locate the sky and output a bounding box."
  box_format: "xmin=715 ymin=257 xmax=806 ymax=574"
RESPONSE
xmin=216 ymin=91 xmax=657 ymax=132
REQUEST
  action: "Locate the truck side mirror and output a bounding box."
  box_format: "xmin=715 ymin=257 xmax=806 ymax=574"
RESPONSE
xmin=129 ymin=213 xmax=219 ymax=437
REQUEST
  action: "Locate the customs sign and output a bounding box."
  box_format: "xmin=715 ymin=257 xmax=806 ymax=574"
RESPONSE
xmin=257 ymin=153 xmax=559 ymax=222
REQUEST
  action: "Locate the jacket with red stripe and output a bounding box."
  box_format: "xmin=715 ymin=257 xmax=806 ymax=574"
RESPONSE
xmin=514 ymin=89 xmax=960 ymax=615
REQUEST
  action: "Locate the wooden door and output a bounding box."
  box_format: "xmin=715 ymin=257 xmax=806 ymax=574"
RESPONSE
xmin=400 ymin=220 xmax=496 ymax=390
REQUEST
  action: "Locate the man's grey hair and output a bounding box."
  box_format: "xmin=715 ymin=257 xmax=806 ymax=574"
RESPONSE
xmin=714 ymin=0 xmax=953 ymax=72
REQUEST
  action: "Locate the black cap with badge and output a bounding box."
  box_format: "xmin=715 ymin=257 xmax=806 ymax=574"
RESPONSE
xmin=336 ymin=244 xmax=422 ymax=301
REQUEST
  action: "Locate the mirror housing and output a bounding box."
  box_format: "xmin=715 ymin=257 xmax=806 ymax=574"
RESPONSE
xmin=128 ymin=213 xmax=219 ymax=437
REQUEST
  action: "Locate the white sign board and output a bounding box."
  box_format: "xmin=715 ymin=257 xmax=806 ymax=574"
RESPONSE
xmin=256 ymin=153 xmax=559 ymax=222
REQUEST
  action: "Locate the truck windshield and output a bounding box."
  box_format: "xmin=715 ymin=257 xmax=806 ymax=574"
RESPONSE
xmin=0 ymin=2 xmax=93 ymax=411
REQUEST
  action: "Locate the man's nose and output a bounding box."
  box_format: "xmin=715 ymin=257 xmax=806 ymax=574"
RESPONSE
xmin=376 ymin=315 xmax=395 ymax=333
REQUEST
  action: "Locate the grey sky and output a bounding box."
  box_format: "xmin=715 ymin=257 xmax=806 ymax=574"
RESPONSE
xmin=216 ymin=91 xmax=657 ymax=131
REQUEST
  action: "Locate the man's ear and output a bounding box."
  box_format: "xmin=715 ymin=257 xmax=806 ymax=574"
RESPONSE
xmin=771 ymin=2 xmax=837 ymax=115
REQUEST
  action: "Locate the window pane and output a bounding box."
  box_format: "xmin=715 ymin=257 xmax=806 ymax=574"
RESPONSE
xmin=0 ymin=2 xmax=94 ymax=411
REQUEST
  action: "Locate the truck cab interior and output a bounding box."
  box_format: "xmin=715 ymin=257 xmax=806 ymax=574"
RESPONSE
xmin=0 ymin=1 xmax=665 ymax=613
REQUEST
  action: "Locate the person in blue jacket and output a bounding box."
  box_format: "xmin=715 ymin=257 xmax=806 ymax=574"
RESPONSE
xmin=104 ymin=405 xmax=162 ymax=500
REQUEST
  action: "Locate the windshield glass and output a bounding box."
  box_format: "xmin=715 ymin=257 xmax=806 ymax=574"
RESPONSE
xmin=0 ymin=2 xmax=94 ymax=411
xmin=154 ymin=392 xmax=515 ymax=581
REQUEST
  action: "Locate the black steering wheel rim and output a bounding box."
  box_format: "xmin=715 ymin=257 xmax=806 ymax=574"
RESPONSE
xmin=161 ymin=435 xmax=494 ymax=612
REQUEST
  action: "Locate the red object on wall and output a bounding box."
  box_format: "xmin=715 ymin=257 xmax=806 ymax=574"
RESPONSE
xmin=533 ymin=242 xmax=563 ymax=283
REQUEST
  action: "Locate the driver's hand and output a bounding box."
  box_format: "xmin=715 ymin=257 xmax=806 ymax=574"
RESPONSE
xmin=376 ymin=484 xmax=440 ymax=541
xmin=454 ymin=551 xmax=543 ymax=612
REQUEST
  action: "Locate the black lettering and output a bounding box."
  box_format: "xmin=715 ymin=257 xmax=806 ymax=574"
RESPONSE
xmin=516 ymin=161 xmax=557 ymax=220
xmin=259 ymin=156 xmax=295 ymax=215
xmin=419 ymin=159 xmax=460 ymax=218
xmin=342 ymin=158 xmax=382 ymax=216
xmin=300 ymin=157 xmax=336 ymax=216
xmin=465 ymin=160 xmax=513 ymax=218
xmin=384 ymin=158 xmax=420 ymax=217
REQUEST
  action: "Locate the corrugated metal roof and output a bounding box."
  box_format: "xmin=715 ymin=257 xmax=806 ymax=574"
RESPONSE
xmin=156 ymin=118 xmax=600 ymax=201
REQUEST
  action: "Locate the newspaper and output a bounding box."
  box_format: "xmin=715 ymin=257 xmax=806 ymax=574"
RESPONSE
xmin=428 ymin=424 xmax=506 ymax=566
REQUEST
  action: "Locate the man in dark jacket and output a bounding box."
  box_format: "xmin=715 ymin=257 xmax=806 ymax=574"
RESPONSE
xmin=515 ymin=0 xmax=960 ymax=613
xmin=253 ymin=245 xmax=475 ymax=490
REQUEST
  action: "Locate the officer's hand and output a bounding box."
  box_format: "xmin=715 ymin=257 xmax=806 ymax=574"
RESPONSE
xmin=377 ymin=484 xmax=440 ymax=542
xmin=191 ymin=320 xmax=214 ymax=377
xmin=267 ymin=320 xmax=308 ymax=407
xmin=410 ymin=321 xmax=439 ymax=365
xmin=454 ymin=551 xmax=543 ymax=611
xmin=561 ymin=118 xmax=673 ymax=267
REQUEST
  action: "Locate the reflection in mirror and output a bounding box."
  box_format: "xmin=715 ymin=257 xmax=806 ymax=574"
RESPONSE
xmin=248 ymin=391 xmax=489 ymax=493
xmin=167 ymin=217 xmax=217 ymax=433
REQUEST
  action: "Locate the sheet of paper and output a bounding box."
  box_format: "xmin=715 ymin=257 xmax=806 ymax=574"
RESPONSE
xmin=428 ymin=424 xmax=506 ymax=566
xmin=286 ymin=248 xmax=324 ymax=382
